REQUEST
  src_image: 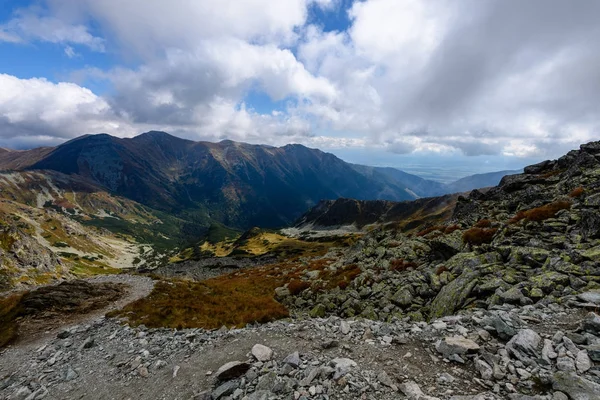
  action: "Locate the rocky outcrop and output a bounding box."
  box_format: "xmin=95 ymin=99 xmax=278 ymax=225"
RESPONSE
xmin=0 ymin=225 xmax=64 ymax=291
xmin=276 ymin=141 xmax=600 ymax=325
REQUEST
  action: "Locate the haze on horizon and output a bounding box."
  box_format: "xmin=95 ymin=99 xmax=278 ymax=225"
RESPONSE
xmin=1 ymin=0 xmax=599 ymax=179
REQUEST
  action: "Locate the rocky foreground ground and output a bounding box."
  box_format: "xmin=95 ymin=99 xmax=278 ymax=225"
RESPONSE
xmin=2 ymin=279 xmax=600 ymax=400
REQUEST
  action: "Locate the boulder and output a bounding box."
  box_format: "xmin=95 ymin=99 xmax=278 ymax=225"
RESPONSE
xmin=552 ymin=371 xmax=600 ymax=400
xmin=581 ymin=312 xmax=600 ymax=335
xmin=251 ymin=344 xmax=273 ymax=362
xmin=215 ymin=361 xmax=251 ymax=381
xmin=436 ymin=336 xmax=480 ymax=357
xmin=390 ymin=286 xmax=414 ymax=308
xmin=506 ymin=329 xmax=541 ymax=361
xmin=430 ymin=270 xmax=479 ymax=319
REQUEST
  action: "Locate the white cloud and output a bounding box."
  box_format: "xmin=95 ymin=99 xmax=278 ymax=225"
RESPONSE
xmin=0 ymin=74 xmax=125 ymax=141
xmin=0 ymin=9 xmax=105 ymax=51
xmin=2 ymin=0 xmax=600 ymax=160
xmin=64 ymin=45 xmax=77 ymax=58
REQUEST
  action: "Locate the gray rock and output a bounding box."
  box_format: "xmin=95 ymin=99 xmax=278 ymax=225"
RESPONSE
xmin=340 ymin=320 xmax=350 ymax=335
xmin=9 ymin=387 xmax=32 ymax=400
xmin=330 ymin=358 xmax=357 ymax=380
xmin=283 ymin=351 xmax=300 ymax=368
xmin=256 ymin=372 xmax=278 ymax=391
xmin=64 ymin=366 xmax=78 ymax=381
xmin=506 ymin=329 xmax=541 ymax=361
xmin=215 ymin=361 xmax=251 ymax=381
xmin=212 ymin=380 xmax=239 ymax=399
xmin=377 ymin=370 xmax=397 ymax=390
xmin=577 ymin=292 xmax=600 ymax=305
xmin=436 ymin=336 xmax=480 ymax=356
xmin=552 ymin=392 xmax=568 ymax=400
xmin=399 ymin=380 xmax=440 ymax=400
xmin=552 ymin=371 xmax=600 ymax=400
xmin=299 ymin=367 xmax=320 ymax=386
xmin=556 ymin=356 xmax=576 ymax=372
xmin=79 ymin=336 xmax=94 ymax=350
xmin=581 ymin=312 xmax=600 ymax=335
xmin=246 ymin=391 xmax=271 ymax=400
xmin=330 ymin=357 xmax=357 ymax=369
xmin=576 ymin=350 xmax=592 ymax=373
xmin=251 ymin=344 xmax=273 ymax=362
xmin=542 ymin=339 xmax=558 ymax=365
xmin=484 ymin=313 xmax=519 ymax=340
xmin=474 ymin=358 xmax=493 ymax=380
xmin=585 ymin=344 xmax=600 ymax=362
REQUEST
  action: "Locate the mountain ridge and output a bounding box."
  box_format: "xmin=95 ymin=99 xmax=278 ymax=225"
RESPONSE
xmin=0 ymin=132 xmax=486 ymax=231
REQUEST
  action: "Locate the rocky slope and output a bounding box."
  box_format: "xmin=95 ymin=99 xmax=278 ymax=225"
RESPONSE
xmin=0 ymin=170 xmax=177 ymax=291
xmin=278 ymin=141 xmax=600 ymax=323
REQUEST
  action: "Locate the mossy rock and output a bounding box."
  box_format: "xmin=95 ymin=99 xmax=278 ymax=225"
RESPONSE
xmin=582 ymin=246 xmax=600 ymax=262
xmin=530 ymin=271 xmax=570 ymax=293
xmin=309 ymin=303 xmax=327 ymax=318
xmin=508 ymin=247 xmax=550 ymax=268
xmin=390 ymin=286 xmax=414 ymax=308
xmin=445 ymin=252 xmax=502 ymax=275
xmin=360 ymin=306 xmax=378 ymax=320
xmin=429 ymin=270 xmax=479 ymax=320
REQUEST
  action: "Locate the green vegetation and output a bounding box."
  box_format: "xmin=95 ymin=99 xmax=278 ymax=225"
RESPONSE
xmin=204 ymin=223 xmax=241 ymax=244
xmin=0 ymin=230 xmax=16 ymax=251
xmin=70 ymin=263 xmax=120 ymax=277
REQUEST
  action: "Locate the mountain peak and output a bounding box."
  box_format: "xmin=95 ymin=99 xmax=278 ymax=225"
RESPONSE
xmin=134 ymin=131 xmax=181 ymax=141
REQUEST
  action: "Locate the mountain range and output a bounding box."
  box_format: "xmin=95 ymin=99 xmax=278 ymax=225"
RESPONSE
xmin=0 ymin=131 xmax=516 ymax=233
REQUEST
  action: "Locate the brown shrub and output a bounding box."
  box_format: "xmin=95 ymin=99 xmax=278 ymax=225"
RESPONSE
xmin=508 ymin=201 xmax=571 ymax=224
xmin=416 ymin=225 xmax=459 ymax=237
xmin=569 ymin=187 xmax=584 ymax=198
xmin=540 ymin=169 xmax=564 ymax=179
xmin=462 ymin=227 xmax=498 ymax=246
xmin=435 ymin=265 xmax=448 ymax=275
xmin=287 ymin=280 xmax=311 ymax=296
xmin=319 ymin=264 xmax=362 ymax=290
xmin=109 ymin=265 xmax=290 ymax=329
xmin=416 ymin=226 xmax=444 ymax=237
xmin=389 ymin=259 xmax=417 ymax=272
xmin=474 ymin=219 xmax=492 ymax=228
xmin=443 ymin=225 xmax=461 ymax=234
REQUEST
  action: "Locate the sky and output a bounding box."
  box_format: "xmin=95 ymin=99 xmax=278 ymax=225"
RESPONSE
xmin=0 ymin=0 xmax=599 ymax=180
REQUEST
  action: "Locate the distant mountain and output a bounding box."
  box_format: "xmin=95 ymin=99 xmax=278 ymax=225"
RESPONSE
xmin=295 ymin=195 xmax=459 ymax=230
xmin=0 ymin=131 xmax=522 ymax=232
xmin=0 ymin=132 xmax=446 ymax=230
xmin=445 ymin=170 xmax=522 ymax=193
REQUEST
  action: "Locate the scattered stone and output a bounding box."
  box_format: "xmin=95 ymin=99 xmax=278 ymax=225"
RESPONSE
xmin=251 ymin=344 xmax=273 ymax=362
xmin=283 ymin=352 xmax=300 ymax=368
xmin=212 ymin=380 xmax=239 ymax=399
xmin=215 ymin=361 xmax=251 ymax=381
xmin=436 ymin=336 xmax=480 ymax=356
xmin=552 ymin=371 xmax=600 ymax=400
